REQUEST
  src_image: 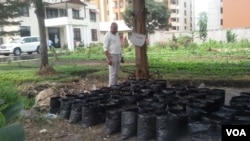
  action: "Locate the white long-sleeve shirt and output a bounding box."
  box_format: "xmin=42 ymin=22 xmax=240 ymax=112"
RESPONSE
xmin=103 ymin=31 xmax=122 ymax=55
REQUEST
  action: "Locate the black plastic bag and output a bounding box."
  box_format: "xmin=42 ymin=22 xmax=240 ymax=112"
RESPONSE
xmin=105 ymin=108 xmax=121 ymax=135
xmin=81 ymin=103 xmax=105 ymax=128
xmin=59 ymin=98 xmax=73 ymax=119
xmin=121 ymin=109 xmax=138 ymax=140
xmin=69 ymin=102 xmax=82 ymax=124
xmin=49 ymin=96 xmax=61 ymax=114
xmin=137 ymin=113 xmax=156 ymax=141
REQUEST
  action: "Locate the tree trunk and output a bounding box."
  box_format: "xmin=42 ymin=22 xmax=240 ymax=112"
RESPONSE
xmin=34 ymin=1 xmax=56 ymax=75
xmin=133 ymin=0 xmax=149 ymax=80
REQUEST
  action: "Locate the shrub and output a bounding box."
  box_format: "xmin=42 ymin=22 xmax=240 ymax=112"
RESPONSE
xmin=226 ymin=30 xmax=237 ymax=43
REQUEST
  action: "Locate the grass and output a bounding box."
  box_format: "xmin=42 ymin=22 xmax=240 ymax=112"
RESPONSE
xmin=0 ymin=39 xmax=250 ymax=108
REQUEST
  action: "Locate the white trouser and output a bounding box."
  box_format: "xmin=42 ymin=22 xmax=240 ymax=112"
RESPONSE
xmin=108 ymin=54 xmax=121 ymax=87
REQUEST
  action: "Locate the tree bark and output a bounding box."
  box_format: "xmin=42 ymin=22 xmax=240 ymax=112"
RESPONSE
xmin=34 ymin=1 xmax=56 ymax=75
xmin=133 ymin=0 xmax=149 ymax=80
xmin=34 ymin=0 xmax=49 ymax=68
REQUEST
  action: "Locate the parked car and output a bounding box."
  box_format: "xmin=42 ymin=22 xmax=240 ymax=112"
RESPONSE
xmin=0 ymin=36 xmax=40 ymax=56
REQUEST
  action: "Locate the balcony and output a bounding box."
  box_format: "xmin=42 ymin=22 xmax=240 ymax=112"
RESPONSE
xmin=45 ymin=17 xmax=86 ymax=27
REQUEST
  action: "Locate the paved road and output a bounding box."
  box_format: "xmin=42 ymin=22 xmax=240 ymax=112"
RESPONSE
xmin=0 ymin=54 xmax=40 ymax=63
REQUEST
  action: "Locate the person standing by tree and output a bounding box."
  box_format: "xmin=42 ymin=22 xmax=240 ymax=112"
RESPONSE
xmin=103 ymin=22 xmax=124 ymax=87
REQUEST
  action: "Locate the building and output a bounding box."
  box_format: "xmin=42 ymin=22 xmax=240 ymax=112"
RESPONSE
xmin=166 ymin=0 xmax=194 ymax=32
xmin=82 ymin=0 xmax=130 ymax=22
xmin=223 ymin=0 xmax=250 ymax=29
xmin=207 ymin=0 xmax=223 ymax=30
xmin=82 ymin=0 xmax=131 ymax=46
xmin=207 ymin=0 xmax=250 ymax=30
xmin=0 ymin=0 xmax=100 ymax=51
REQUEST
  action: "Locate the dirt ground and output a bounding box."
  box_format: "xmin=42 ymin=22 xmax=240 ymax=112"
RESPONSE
xmin=19 ymin=75 xmax=250 ymax=141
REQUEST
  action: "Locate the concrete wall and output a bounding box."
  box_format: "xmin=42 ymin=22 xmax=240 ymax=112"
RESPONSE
xmin=149 ymin=27 xmax=250 ymax=45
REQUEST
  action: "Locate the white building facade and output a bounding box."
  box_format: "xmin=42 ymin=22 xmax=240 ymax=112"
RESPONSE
xmin=207 ymin=0 xmax=223 ymax=30
xmin=167 ymin=0 xmax=194 ymax=32
xmin=0 ymin=0 xmax=100 ymax=51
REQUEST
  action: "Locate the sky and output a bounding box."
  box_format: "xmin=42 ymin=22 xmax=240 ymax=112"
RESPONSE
xmin=195 ymin=0 xmax=209 ymax=17
xmin=194 ymin=0 xmax=209 ymax=29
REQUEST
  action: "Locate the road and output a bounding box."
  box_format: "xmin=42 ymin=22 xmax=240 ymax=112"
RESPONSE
xmin=0 ymin=54 xmax=41 ymax=63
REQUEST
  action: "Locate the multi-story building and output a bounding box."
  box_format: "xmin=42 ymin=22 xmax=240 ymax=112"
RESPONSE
xmin=82 ymin=0 xmax=131 ymax=46
xmin=0 ymin=0 xmax=100 ymax=51
xmin=166 ymin=0 xmax=194 ymax=32
xmin=82 ymin=0 xmax=130 ymax=22
xmin=223 ymin=0 xmax=250 ymax=29
xmin=207 ymin=0 xmax=223 ymax=30
xmin=208 ymin=0 xmax=250 ymax=30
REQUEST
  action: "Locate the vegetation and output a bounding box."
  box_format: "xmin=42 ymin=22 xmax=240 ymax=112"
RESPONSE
xmin=123 ymin=0 xmax=170 ymax=34
xmin=0 ymin=38 xmax=250 ymax=109
xmin=0 ymin=0 xmax=27 ymax=36
xmin=197 ymin=12 xmax=208 ymax=41
xmin=0 ymin=100 xmax=25 ymax=141
xmin=226 ymin=30 xmax=237 ymax=43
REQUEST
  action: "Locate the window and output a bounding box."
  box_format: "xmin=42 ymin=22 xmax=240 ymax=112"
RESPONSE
xmin=90 ymin=10 xmax=96 ymax=22
xmin=23 ymin=38 xmax=31 ymax=43
xmin=46 ymin=8 xmax=58 ymax=19
xmin=115 ymin=13 xmax=118 ymax=20
xmin=20 ymin=26 xmax=30 ymax=37
xmin=221 ymin=19 xmax=223 ymax=26
xmin=91 ymin=29 xmax=98 ymax=41
xmin=31 ymin=37 xmax=39 ymax=42
xmin=19 ymin=6 xmax=29 ymax=17
xmin=72 ymin=9 xmax=80 ymax=19
xmin=0 ymin=38 xmax=3 ymax=45
xmin=114 ymin=1 xmax=118 ymax=8
xmin=184 ymin=10 xmax=186 ymax=16
xmin=184 ymin=2 xmax=186 ymax=8
xmin=220 ymin=8 xmax=223 ymax=14
xmin=184 ymin=18 xmax=187 ymax=24
xmin=74 ymin=28 xmax=81 ymax=41
xmin=60 ymin=9 xmax=67 ymax=17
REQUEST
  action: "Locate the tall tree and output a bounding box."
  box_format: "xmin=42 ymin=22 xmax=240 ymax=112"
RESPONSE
xmin=0 ymin=0 xmax=26 ymax=36
xmin=123 ymin=0 xmax=170 ymax=34
xmin=133 ymin=0 xmax=149 ymax=80
xmin=26 ymin=0 xmax=56 ymax=75
xmin=197 ymin=12 xmax=208 ymax=42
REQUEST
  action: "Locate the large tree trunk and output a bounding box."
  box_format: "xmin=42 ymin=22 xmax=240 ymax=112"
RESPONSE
xmin=133 ymin=0 xmax=149 ymax=80
xmin=34 ymin=1 xmax=56 ymax=75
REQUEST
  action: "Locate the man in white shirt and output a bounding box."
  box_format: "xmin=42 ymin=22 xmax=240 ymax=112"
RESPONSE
xmin=103 ymin=22 xmax=124 ymax=87
xmin=47 ymin=39 xmax=53 ymax=50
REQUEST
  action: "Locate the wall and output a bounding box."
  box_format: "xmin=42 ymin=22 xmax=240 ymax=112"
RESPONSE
xmin=148 ymin=28 xmax=250 ymax=45
xmin=223 ymin=0 xmax=250 ymax=28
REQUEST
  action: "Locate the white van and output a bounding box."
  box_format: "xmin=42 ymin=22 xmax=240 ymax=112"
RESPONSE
xmin=0 ymin=36 xmax=40 ymax=56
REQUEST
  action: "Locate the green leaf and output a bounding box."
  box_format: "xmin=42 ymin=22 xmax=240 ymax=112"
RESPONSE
xmin=0 ymin=123 xmax=25 ymax=141
xmin=0 ymin=112 xmax=6 ymax=127
xmin=0 ymin=99 xmax=4 ymax=105
xmin=2 ymin=101 xmax=23 ymax=123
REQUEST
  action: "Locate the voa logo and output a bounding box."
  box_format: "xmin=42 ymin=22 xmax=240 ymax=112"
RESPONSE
xmin=226 ymin=129 xmax=246 ymax=136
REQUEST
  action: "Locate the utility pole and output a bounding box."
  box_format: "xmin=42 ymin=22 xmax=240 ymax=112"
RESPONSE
xmin=133 ymin=0 xmax=149 ymax=80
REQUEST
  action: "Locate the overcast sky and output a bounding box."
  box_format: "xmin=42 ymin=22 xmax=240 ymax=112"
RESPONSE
xmin=195 ymin=0 xmax=209 ymax=16
xmin=194 ymin=0 xmax=209 ymax=29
